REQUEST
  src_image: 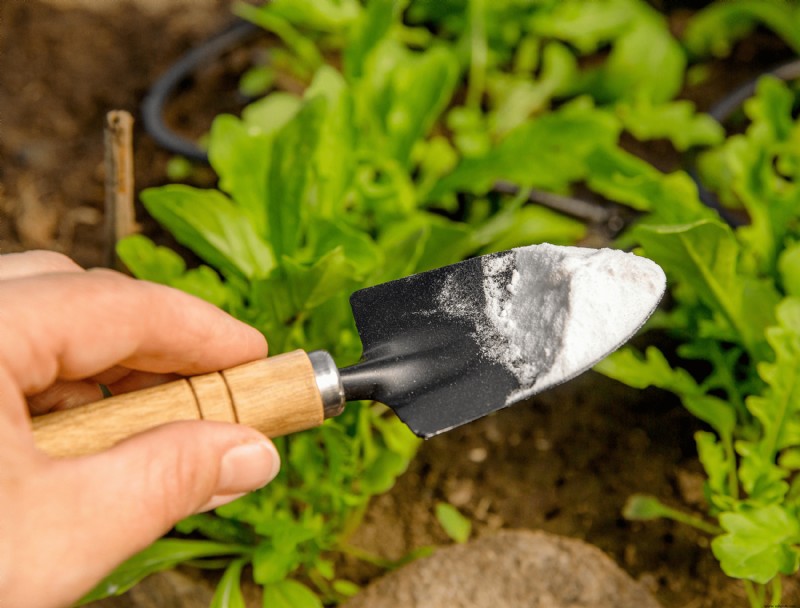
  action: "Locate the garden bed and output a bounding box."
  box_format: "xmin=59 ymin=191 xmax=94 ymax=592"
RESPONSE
xmin=2 ymin=2 xmax=799 ymax=607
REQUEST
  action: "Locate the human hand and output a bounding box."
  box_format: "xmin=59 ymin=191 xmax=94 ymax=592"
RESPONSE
xmin=0 ymin=251 xmax=280 ymax=608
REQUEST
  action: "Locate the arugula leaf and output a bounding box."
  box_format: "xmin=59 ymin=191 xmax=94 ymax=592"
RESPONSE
xmin=431 ymin=98 xmax=620 ymax=197
xmin=141 ymin=185 xmax=275 ymax=281
xmin=435 ymin=502 xmax=472 ymax=543
xmin=596 ymin=347 xmax=736 ymax=440
xmin=700 ymin=78 xmax=800 ymax=275
xmin=631 ymin=220 xmax=780 ymax=361
xmin=79 ymin=540 xmax=250 ymax=603
xmin=616 ymin=99 xmax=725 ymax=151
xmin=696 ymin=431 xmax=736 ymax=508
xmin=488 ymin=41 xmax=577 ymax=135
xmin=211 ymin=558 xmax=248 ymax=608
xmin=586 ymin=146 xmax=713 ymax=223
xmin=746 ymin=298 xmax=800 ymax=461
xmin=712 ymin=505 xmax=800 ymax=584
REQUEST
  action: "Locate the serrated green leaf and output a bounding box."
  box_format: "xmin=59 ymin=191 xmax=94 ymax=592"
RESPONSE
xmin=617 ymin=99 xmax=724 ymax=151
xmin=488 ymin=41 xmax=577 ymax=135
xmin=594 ymin=346 xmax=700 ymax=395
xmin=632 ymin=220 xmax=779 ymax=361
xmin=586 ymin=146 xmax=712 ymax=222
xmin=712 ymin=505 xmax=800 ymax=583
xmin=747 ymin=298 xmax=800 ymax=461
xmin=211 ymin=558 xmax=247 ymax=608
xmin=695 ymin=431 xmax=732 ymax=503
xmin=432 ymin=98 xmax=621 ymax=198
xmin=435 ymin=502 xmax=472 ymax=543
xmin=141 ymin=185 xmax=275 ymax=281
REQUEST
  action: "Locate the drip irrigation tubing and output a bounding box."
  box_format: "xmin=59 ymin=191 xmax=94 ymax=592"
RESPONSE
xmin=141 ymin=19 xmax=259 ymax=163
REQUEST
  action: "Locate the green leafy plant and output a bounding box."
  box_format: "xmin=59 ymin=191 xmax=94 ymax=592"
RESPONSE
xmin=84 ymin=0 xmax=752 ymax=604
xmin=597 ymin=77 xmax=800 ymax=606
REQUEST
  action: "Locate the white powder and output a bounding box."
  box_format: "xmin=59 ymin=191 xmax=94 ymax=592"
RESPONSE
xmin=439 ymin=244 xmax=666 ymax=404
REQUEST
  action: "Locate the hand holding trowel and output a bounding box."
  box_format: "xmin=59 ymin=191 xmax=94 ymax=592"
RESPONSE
xmin=32 ymin=244 xmax=665 ymax=457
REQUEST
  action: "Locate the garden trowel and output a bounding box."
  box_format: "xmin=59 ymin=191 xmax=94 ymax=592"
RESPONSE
xmin=32 ymin=244 xmax=665 ymax=458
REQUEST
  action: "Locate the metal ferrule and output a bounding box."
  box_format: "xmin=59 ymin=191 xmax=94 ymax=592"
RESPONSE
xmin=308 ymin=350 xmax=346 ymax=419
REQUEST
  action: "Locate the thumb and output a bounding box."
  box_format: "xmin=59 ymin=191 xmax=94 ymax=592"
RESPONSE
xmin=37 ymin=421 xmax=279 ymax=603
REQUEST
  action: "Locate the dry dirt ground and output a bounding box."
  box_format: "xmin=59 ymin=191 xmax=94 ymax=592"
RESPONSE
xmin=2 ymin=2 xmax=798 ymax=607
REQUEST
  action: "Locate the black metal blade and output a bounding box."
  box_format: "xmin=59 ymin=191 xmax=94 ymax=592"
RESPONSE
xmin=342 ymin=254 xmax=519 ymax=438
xmin=340 ymin=245 xmax=665 ymax=438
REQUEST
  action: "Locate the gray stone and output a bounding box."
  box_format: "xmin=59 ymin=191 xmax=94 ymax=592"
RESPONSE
xmin=343 ymin=530 xmax=662 ymax=608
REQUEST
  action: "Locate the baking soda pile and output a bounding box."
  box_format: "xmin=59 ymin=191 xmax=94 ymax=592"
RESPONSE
xmin=439 ymin=244 xmax=666 ymax=404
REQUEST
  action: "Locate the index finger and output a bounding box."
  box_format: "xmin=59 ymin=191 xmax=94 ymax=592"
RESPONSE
xmin=0 ymin=269 xmax=268 ymax=396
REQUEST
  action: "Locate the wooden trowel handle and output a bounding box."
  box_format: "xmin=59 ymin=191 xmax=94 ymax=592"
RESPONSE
xmin=31 ymin=350 xmax=344 ymax=459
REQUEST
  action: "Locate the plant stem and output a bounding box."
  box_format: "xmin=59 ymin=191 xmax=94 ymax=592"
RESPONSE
xmin=657 ymin=502 xmax=722 ymax=535
xmin=723 ymin=434 xmax=739 ymax=499
xmin=771 ymin=576 xmax=782 ymax=606
xmin=339 ymin=544 xmax=435 ymax=570
xmin=466 ymin=0 xmax=487 ymax=110
xmin=743 ymin=580 xmax=761 ymax=608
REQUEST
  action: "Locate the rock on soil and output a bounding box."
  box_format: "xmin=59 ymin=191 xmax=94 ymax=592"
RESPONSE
xmin=342 ymin=529 xmax=661 ymax=608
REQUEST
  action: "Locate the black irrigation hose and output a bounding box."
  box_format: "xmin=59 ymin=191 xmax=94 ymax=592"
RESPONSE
xmin=142 ymin=19 xmax=259 ymax=163
xmin=686 ymin=58 xmax=800 ymax=227
xmin=140 ymin=19 xmax=800 ymax=232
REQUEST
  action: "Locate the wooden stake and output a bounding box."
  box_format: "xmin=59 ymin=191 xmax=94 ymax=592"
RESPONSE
xmin=103 ymin=110 xmax=138 ymax=269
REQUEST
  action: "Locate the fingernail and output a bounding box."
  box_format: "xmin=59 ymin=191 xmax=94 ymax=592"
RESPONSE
xmin=216 ymin=439 xmax=280 ymax=496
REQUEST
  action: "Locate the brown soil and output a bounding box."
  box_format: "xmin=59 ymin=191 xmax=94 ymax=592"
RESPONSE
xmin=2 ymin=2 xmax=799 ymax=607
